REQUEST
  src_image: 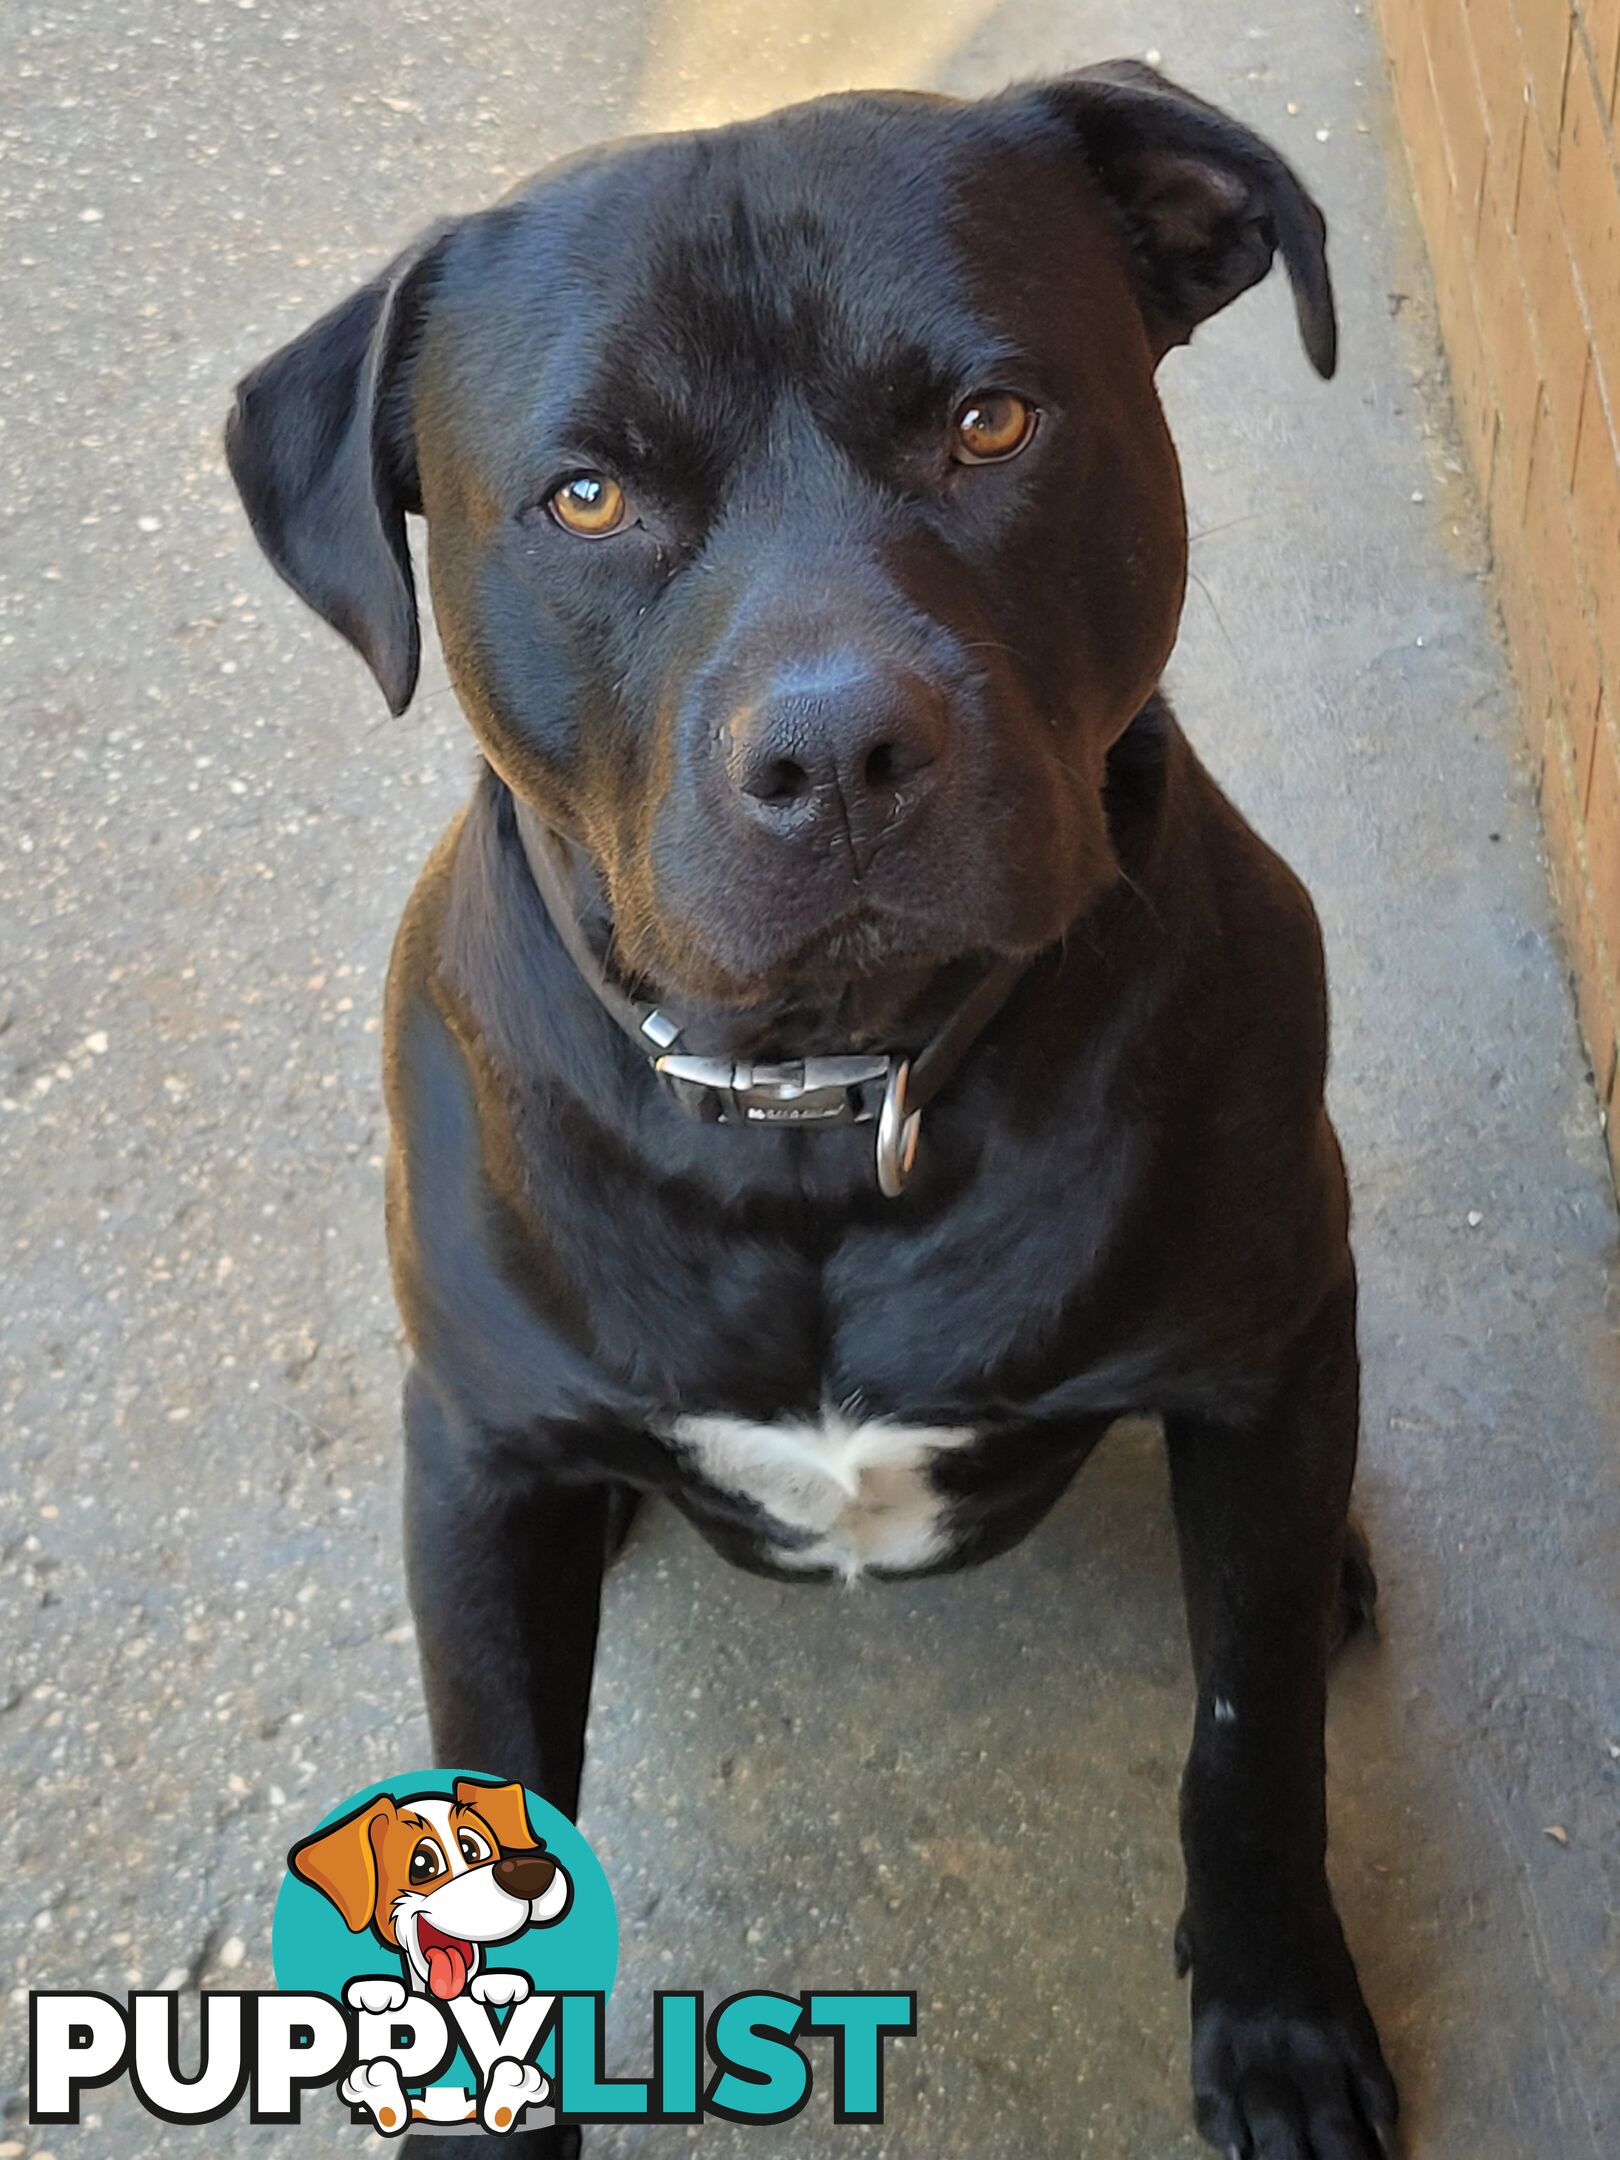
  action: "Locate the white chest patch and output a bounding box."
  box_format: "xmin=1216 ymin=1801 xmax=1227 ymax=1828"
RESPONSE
xmin=665 ymin=1407 xmax=976 ymax=1580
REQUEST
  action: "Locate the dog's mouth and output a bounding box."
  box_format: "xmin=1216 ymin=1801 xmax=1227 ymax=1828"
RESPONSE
xmin=638 ymin=907 xmax=1004 ymax=1057
xmin=415 ymin=1916 xmax=476 ymax=2002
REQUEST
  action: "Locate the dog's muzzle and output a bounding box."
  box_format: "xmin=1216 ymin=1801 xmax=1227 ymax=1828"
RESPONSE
xmin=513 ymin=799 xmax=1018 ymax=1197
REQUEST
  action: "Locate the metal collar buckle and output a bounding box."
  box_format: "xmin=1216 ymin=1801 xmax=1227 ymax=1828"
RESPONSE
xmin=654 ymin=1050 xmax=890 ymax=1127
xmin=654 ymin=1049 xmax=923 ymax=1194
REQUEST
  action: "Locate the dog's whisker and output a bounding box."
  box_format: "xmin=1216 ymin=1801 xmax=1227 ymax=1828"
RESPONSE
xmin=1188 ymin=501 xmax=1301 ymax=547
xmin=1186 ymin=566 xmax=1238 ymax=661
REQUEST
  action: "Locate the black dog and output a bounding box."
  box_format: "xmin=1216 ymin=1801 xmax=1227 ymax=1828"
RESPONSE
xmin=228 ymin=61 xmax=1397 ymax=2158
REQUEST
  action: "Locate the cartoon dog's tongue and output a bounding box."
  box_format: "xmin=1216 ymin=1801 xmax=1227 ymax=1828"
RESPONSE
xmin=417 ymin=1921 xmax=472 ymax=2001
xmin=425 ymin=1943 xmax=468 ymax=1999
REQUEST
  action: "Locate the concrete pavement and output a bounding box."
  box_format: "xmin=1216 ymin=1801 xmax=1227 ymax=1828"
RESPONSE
xmin=2 ymin=0 xmax=1618 ymax=2153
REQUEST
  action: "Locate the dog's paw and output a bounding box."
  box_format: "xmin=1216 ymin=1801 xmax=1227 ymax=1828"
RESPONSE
xmin=345 ymin=1975 xmax=408 ymax=2016
xmin=1188 ymin=1992 xmax=1398 ymax=2158
xmin=471 ymin=1967 xmax=533 ymax=2008
xmin=481 ymin=2056 xmax=549 ymax=2132
xmin=341 ymin=2058 xmax=412 ymax=2136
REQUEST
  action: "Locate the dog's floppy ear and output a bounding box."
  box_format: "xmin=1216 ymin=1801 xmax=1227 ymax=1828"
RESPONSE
xmin=454 ymin=1778 xmax=539 ymax=1854
xmin=287 ymin=1796 xmax=396 ymax=1931
xmin=224 ymin=222 xmax=454 ymax=715
xmin=1034 ymin=60 xmax=1336 ymax=378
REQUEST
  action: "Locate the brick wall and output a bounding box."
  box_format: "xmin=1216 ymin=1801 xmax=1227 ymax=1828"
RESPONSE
xmin=1377 ymin=0 xmax=1620 ymax=1188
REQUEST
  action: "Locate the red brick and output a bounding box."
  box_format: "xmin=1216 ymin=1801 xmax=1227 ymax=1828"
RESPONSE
xmin=1569 ymin=361 xmax=1620 ymax=687
xmin=1513 ymin=0 xmax=1573 ymax=155
xmin=1378 ymin=0 xmax=1418 ymax=66
xmin=1387 ymin=6 xmax=1421 ymax=114
xmin=1580 ymin=699 xmax=1620 ymax=1098
xmin=1588 ymin=705 xmax=1620 ymax=958
xmin=1524 ymin=393 xmax=1605 ymax=790
xmin=1516 ymin=124 xmax=1592 ymax=479
xmin=1380 ymin=0 xmax=1620 ymax=1178
xmin=1432 ymin=194 xmax=1501 ymax=483
xmin=1558 ymin=42 xmax=1620 ymax=404
xmin=1494 ymin=527 xmax=1556 ymax=760
xmin=1399 ymin=7 xmax=1442 ymax=212
xmin=1402 ymin=32 xmax=1456 ymax=242
xmin=1572 ymin=914 xmax=1620 ymax=1108
xmin=1540 ymin=713 xmax=1617 ymax=1094
xmin=1540 ymin=702 xmax=1574 ymax=847
xmin=1544 ymin=695 xmax=1586 ymax=818
xmin=1425 ymin=0 xmax=1492 ymax=227
xmin=1579 ymin=0 xmax=1620 ymax=109
xmin=1540 ymin=698 xmax=1587 ymax=903
xmin=1474 ymin=167 xmax=1544 ymax=511
xmin=1468 ymin=0 xmax=1532 ymax=188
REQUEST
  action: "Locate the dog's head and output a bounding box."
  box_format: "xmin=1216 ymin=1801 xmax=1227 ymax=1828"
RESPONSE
xmin=228 ymin=64 xmax=1332 ymax=1016
xmin=288 ymin=1778 xmax=572 ymax=2000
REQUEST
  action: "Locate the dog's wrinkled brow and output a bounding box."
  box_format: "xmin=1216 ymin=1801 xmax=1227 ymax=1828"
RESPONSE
xmin=540 ymin=406 xmax=705 ymax=489
xmin=529 ymin=323 xmax=1043 ymax=511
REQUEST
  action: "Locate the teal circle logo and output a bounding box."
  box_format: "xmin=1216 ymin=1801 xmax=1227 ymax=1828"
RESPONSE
xmin=31 ymin=1767 xmax=915 ymax=2136
xmin=271 ymin=1770 xmax=616 ymax=2133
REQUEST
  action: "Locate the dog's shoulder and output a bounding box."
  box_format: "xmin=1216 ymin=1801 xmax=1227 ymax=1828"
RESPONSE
xmin=1142 ymin=708 xmax=1329 ymax=1047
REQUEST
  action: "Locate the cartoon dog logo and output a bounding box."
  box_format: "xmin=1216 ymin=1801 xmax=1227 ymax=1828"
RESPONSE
xmin=289 ymin=1777 xmax=571 ymax=2134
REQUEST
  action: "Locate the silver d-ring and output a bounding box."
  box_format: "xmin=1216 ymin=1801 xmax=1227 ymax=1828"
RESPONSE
xmin=876 ymin=1059 xmax=922 ymax=1199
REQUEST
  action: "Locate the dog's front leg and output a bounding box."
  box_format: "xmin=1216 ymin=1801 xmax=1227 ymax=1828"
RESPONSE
xmin=1165 ymin=1278 xmax=1398 ymax=2160
xmin=404 ymin=1367 xmax=614 ymax=1820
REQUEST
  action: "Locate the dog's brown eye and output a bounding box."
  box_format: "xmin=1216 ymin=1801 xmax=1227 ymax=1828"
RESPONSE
xmin=952 ymin=390 xmax=1037 ymax=464
xmin=409 ymin=1839 xmax=443 ymax=1883
xmin=548 ymin=473 xmax=628 ymax=537
xmin=457 ymin=1829 xmax=491 ymax=1865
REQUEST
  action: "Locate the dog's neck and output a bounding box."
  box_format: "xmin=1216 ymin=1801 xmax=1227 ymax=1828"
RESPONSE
xmin=504 ymin=788 xmax=1030 ymax=1190
xmin=501 ymin=691 xmax=1174 ymax=1061
xmin=434 ymin=699 xmax=1182 ymax=1201
xmin=505 ymin=797 xmax=977 ymax=1063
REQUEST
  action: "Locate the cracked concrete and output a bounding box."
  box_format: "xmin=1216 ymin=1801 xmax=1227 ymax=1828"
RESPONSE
xmin=2 ymin=0 xmax=1618 ymax=2154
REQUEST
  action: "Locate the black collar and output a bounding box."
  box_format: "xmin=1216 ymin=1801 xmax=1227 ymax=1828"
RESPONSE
xmin=512 ymin=797 xmax=1026 ymax=1197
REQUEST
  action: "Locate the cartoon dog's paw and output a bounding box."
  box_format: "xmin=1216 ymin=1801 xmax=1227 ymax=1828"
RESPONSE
xmin=345 ymin=1975 xmax=408 ymax=2016
xmin=471 ymin=1968 xmax=533 ymax=2008
xmin=482 ymin=2057 xmax=549 ymax=2133
xmin=342 ymin=2058 xmax=412 ymax=2135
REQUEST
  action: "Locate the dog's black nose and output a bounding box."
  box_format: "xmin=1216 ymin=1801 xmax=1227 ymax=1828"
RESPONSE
xmin=723 ymin=661 xmax=947 ymax=862
xmin=494 ymin=1852 xmax=557 ymax=1899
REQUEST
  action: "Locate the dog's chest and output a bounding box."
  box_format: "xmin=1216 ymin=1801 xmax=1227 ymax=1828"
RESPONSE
xmin=664 ymin=1407 xmax=976 ymax=1579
